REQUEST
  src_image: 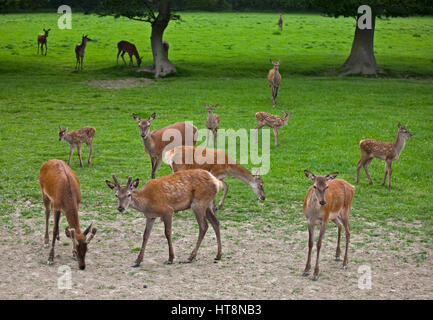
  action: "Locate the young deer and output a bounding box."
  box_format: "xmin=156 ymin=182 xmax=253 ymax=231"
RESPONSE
xmin=39 ymin=159 xmax=97 ymax=269
xmin=165 ymin=145 xmax=265 ymax=210
xmin=254 ymin=110 xmax=293 ymax=147
xmin=75 ymin=35 xmax=92 ymax=70
xmin=132 ymin=112 xmax=198 ymax=179
xmin=205 ymin=104 xmax=220 ymax=148
xmin=268 ymin=59 xmax=282 ymax=106
xmin=278 ymin=14 xmax=283 ymax=31
xmin=58 ymin=124 xmax=96 ymax=168
xmin=117 ymin=40 xmax=142 ymax=67
xmin=356 ymin=123 xmax=413 ymax=190
xmin=37 ymin=28 xmax=50 ymax=56
xmin=302 ymin=170 xmax=354 ymax=281
xmin=105 ymin=170 xmax=223 ymax=267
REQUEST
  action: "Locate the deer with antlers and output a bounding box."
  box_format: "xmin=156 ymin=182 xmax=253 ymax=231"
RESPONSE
xmin=254 ymin=110 xmax=293 ymax=147
xmin=356 ymin=123 xmax=413 ymax=190
xmin=205 ymin=104 xmax=220 ymax=148
xmin=40 ymin=159 xmax=97 ymax=269
xmin=132 ymin=112 xmax=198 ymax=179
xmin=268 ymin=59 xmax=282 ymax=106
xmin=106 ymin=170 xmax=223 ymax=267
xmin=75 ymin=35 xmax=92 ymax=70
xmin=302 ymin=170 xmax=354 ymax=281
xmin=117 ymin=40 xmax=142 ymax=67
xmin=58 ymin=124 xmax=95 ymax=168
xmin=165 ymin=145 xmax=265 ymax=210
xmin=37 ymin=28 xmax=50 ymax=56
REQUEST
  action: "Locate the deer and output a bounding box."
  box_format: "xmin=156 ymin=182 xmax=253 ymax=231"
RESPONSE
xmin=278 ymin=14 xmax=283 ymax=31
xmin=58 ymin=124 xmax=96 ymax=168
xmin=356 ymin=123 xmax=413 ymax=190
xmin=165 ymin=145 xmax=265 ymax=210
xmin=268 ymin=59 xmax=282 ymax=106
xmin=205 ymin=104 xmax=220 ymax=148
xmin=75 ymin=35 xmax=92 ymax=70
xmin=162 ymin=40 xmax=170 ymax=54
xmin=302 ymin=170 xmax=355 ymax=281
xmin=116 ymin=40 xmax=142 ymax=67
xmin=105 ymin=170 xmax=223 ymax=267
xmin=254 ymin=110 xmax=293 ymax=147
xmin=132 ymin=112 xmax=198 ymax=179
xmin=39 ymin=159 xmax=97 ymax=269
xmin=37 ymin=28 xmax=50 ymax=56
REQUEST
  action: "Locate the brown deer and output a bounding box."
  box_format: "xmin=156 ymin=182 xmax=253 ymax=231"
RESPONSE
xmin=75 ymin=35 xmax=92 ymax=70
xmin=58 ymin=124 xmax=96 ymax=168
xmin=356 ymin=123 xmax=413 ymax=190
xmin=165 ymin=145 xmax=265 ymax=210
xmin=268 ymin=59 xmax=282 ymax=106
xmin=39 ymin=159 xmax=97 ymax=269
xmin=117 ymin=40 xmax=142 ymax=67
xmin=278 ymin=14 xmax=283 ymax=31
xmin=302 ymin=170 xmax=354 ymax=281
xmin=205 ymin=104 xmax=220 ymax=148
xmin=254 ymin=110 xmax=293 ymax=147
xmin=37 ymin=28 xmax=50 ymax=56
xmin=132 ymin=112 xmax=198 ymax=179
xmin=105 ymin=170 xmax=223 ymax=267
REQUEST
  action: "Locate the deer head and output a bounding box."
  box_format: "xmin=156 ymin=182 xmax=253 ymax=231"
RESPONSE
xmin=58 ymin=123 xmax=68 ymax=141
xmin=205 ymin=104 xmax=218 ymax=114
xmin=65 ymin=224 xmax=97 ymax=270
xmin=252 ymin=168 xmax=265 ymax=201
xmin=137 ymin=56 xmax=143 ymax=68
xmin=43 ymin=28 xmax=51 ymax=37
xmin=281 ymin=110 xmax=293 ymax=124
xmin=304 ymin=170 xmax=339 ymax=206
xmin=270 ymin=59 xmax=280 ymax=70
xmin=132 ymin=112 xmax=156 ymax=139
xmin=397 ymin=123 xmax=413 ymax=139
xmin=106 ymin=175 xmax=140 ymax=213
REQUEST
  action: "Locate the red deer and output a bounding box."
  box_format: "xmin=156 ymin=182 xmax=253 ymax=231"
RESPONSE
xmin=356 ymin=123 xmax=413 ymax=190
xmin=132 ymin=112 xmax=198 ymax=179
xmin=278 ymin=14 xmax=283 ymax=31
xmin=165 ymin=146 xmax=265 ymax=210
xmin=37 ymin=28 xmax=50 ymax=56
xmin=205 ymin=104 xmax=220 ymax=148
xmin=58 ymin=124 xmax=95 ymax=168
xmin=302 ymin=170 xmax=354 ymax=281
xmin=268 ymin=59 xmax=282 ymax=106
xmin=39 ymin=159 xmax=97 ymax=269
xmin=75 ymin=35 xmax=92 ymax=70
xmin=254 ymin=110 xmax=293 ymax=147
xmin=105 ymin=170 xmax=223 ymax=267
xmin=117 ymin=40 xmax=142 ymax=67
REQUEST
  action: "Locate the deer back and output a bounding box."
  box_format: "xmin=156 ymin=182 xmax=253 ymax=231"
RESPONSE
xmin=149 ymin=122 xmax=197 ymax=157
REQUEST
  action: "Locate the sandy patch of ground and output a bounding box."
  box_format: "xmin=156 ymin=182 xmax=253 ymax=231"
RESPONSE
xmin=82 ymin=78 xmax=151 ymax=89
xmin=0 ymin=202 xmax=432 ymax=300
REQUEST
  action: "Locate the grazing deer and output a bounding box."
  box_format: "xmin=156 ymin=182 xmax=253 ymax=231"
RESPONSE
xmin=254 ymin=110 xmax=293 ymax=147
xmin=132 ymin=112 xmax=198 ymax=179
xmin=105 ymin=170 xmax=223 ymax=267
xmin=268 ymin=59 xmax=282 ymax=106
xmin=356 ymin=123 xmax=413 ymax=190
xmin=39 ymin=159 xmax=97 ymax=269
xmin=75 ymin=35 xmax=92 ymax=70
xmin=205 ymin=104 xmax=220 ymax=147
xmin=58 ymin=124 xmax=96 ymax=168
xmin=37 ymin=28 xmax=50 ymax=56
xmin=165 ymin=146 xmax=265 ymax=210
xmin=278 ymin=14 xmax=283 ymax=31
xmin=117 ymin=40 xmax=142 ymax=67
xmin=302 ymin=170 xmax=354 ymax=281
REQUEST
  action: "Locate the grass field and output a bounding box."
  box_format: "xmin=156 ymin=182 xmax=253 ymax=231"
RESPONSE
xmin=0 ymin=11 xmax=432 ymax=299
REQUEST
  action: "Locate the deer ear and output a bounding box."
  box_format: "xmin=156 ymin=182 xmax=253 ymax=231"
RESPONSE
xmin=65 ymin=227 xmax=71 ymax=238
xmin=304 ymin=170 xmax=315 ymax=181
xmin=326 ymin=172 xmax=339 ymax=181
xmin=65 ymin=127 xmax=68 ymax=132
xmin=398 ymin=122 xmax=402 ymax=128
xmin=277 ymin=59 xmax=281 ymax=63
xmin=132 ymin=113 xmax=140 ymax=122
xmin=105 ymin=180 xmax=117 ymax=190
xmin=130 ymin=178 xmax=140 ymax=189
xmin=83 ymin=223 xmax=93 ymax=236
xmin=59 ymin=123 xmax=62 ymax=130
xmin=254 ymin=168 xmax=261 ymax=177
xmin=269 ymin=59 xmax=273 ymax=64
xmin=149 ymin=112 xmax=156 ymax=121
xmin=48 ymin=29 xmax=51 ymax=31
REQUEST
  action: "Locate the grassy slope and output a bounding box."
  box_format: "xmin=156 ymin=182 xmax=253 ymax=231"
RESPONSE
xmin=0 ymin=12 xmax=432 ymax=244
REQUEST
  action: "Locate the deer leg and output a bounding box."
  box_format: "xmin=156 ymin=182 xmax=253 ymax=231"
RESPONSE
xmin=303 ymin=223 xmax=314 ymax=276
xmin=162 ymin=214 xmax=175 ymax=264
xmin=213 ymin=129 xmax=218 ymax=148
xmin=42 ymin=193 xmax=51 ymax=248
xmin=37 ymin=42 xmax=39 ymax=54
xmin=342 ymin=216 xmax=351 ymax=269
xmin=77 ymin=144 xmax=83 ymax=168
xmin=207 ymin=129 xmax=210 ymax=147
xmin=273 ymin=127 xmax=279 ymax=147
xmin=81 ymin=56 xmax=84 ymax=70
xmin=129 ymin=53 xmax=133 ymax=66
xmin=48 ymin=210 xmax=60 ymax=265
xmin=387 ymin=160 xmax=392 ymax=190
xmin=121 ymin=51 xmax=127 ymax=65
xmin=363 ymin=158 xmax=373 ymax=185
xmin=116 ymin=49 xmax=121 ymax=64
xmin=45 ymin=42 xmax=47 ymax=56
xmin=355 ymin=157 xmax=365 ymax=183
xmin=87 ymin=142 xmax=93 ymax=164
xmin=132 ymin=217 xmax=156 ymax=267
xmin=382 ymin=161 xmax=388 ymax=185
xmin=206 ymin=207 xmax=222 ymax=261
xmin=185 ymin=205 xmax=209 ymax=263
xmin=333 ymin=218 xmax=343 ymax=261
xmin=216 ymin=180 xmax=228 ymax=210
xmin=151 ymin=158 xmax=162 ymax=179
xmin=68 ymin=145 xmax=74 ymax=166
xmin=312 ymin=220 xmax=328 ymax=281
xmin=254 ymin=124 xmax=264 ymax=144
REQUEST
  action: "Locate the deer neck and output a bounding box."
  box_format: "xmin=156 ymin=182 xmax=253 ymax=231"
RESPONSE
xmin=129 ymin=191 xmax=149 ymax=213
xmin=229 ymin=164 xmax=255 ymax=187
xmin=64 ymin=133 xmax=73 ymax=144
xmin=80 ymin=40 xmax=87 ymax=54
xmin=273 ymin=68 xmax=279 ymax=85
xmin=65 ymin=207 xmax=81 ymax=234
xmin=393 ymin=132 xmax=406 ymax=157
xmin=142 ymin=134 xmax=156 ymax=155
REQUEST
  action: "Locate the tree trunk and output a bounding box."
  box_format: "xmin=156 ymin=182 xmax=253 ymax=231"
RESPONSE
xmin=342 ymin=15 xmax=378 ymax=75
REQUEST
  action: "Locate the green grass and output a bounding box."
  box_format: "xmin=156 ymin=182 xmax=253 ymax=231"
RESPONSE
xmin=0 ymin=12 xmax=432 ymax=244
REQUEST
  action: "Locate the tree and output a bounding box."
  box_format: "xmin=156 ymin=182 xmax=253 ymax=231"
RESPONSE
xmin=0 ymin=0 xmax=48 ymax=12
xmin=310 ymin=0 xmax=433 ymax=75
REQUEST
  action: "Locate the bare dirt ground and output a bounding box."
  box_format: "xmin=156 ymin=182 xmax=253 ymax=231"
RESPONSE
xmin=82 ymin=78 xmax=152 ymax=89
xmin=0 ymin=201 xmax=432 ymax=300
